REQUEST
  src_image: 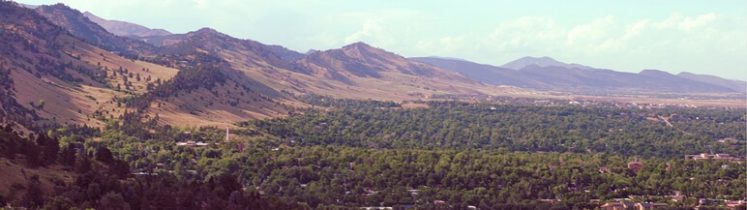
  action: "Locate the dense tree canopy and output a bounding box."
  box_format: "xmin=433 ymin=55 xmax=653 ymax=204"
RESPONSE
xmin=249 ymin=100 xmax=745 ymax=157
xmin=3 ymin=97 xmax=745 ymax=209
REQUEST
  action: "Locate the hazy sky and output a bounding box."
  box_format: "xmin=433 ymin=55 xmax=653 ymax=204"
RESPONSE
xmin=19 ymin=0 xmax=747 ymax=80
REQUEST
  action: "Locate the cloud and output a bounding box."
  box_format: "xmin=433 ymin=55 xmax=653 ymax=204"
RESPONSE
xmin=565 ymin=16 xmax=617 ymax=51
xmin=400 ymin=12 xmax=744 ymax=79
xmin=488 ymin=17 xmax=564 ymax=52
xmin=344 ymin=18 xmax=385 ymax=44
xmin=338 ymin=9 xmax=432 ymax=49
xmin=653 ymin=13 xmax=718 ymax=31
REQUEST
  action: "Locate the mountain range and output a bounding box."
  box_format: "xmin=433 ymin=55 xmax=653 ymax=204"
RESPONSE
xmin=1 ymin=2 xmax=509 ymax=128
xmin=412 ymin=56 xmax=745 ymax=93
xmin=0 ymin=1 xmax=744 ymax=129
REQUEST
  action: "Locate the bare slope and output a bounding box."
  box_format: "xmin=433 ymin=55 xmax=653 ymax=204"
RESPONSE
xmin=1 ymin=1 xmax=177 ymax=128
xmin=27 ymin=6 xmax=295 ymax=127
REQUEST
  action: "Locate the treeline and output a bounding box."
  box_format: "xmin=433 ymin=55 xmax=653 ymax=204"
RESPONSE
xmin=298 ymin=94 xmax=400 ymax=108
xmin=0 ymin=125 xmax=308 ymax=210
xmin=98 ymin=136 xmax=746 ymax=209
xmin=248 ymin=100 xmax=745 ymax=157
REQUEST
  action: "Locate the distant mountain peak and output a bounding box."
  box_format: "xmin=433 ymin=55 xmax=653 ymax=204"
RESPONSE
xmin=337 ymin=42 xmax=395 ymax=59
xmin=639 ymin=69 xmax=673 ymax=76
xmin=501 ymin=56 xmax=591 ymax=70
xmin=195 ymin=27 xmax=218 ymax=33
xmin=341 ymin=41 xmax=379 ymax=53
xmin=528 ymin=56 xmax=555 ymax=61
xmin=343 ymin=41 xmax=372 ymax=48
xmin=299 ymin=42 xmax=474 ymax=83
xmin=83 ymin=11 xmax=171 ymax=37
xmin=516 ymin=56 xmax=561 ymax=64
xmin=41 ymin=3 xmax=78 ymax=12
xmin=187 ymin=27 xmax=230 ymax=39
xmin=36 ymin=2 xmax=76 ymax=13
xmin=49 ymin=3 xmax=70 ymax=8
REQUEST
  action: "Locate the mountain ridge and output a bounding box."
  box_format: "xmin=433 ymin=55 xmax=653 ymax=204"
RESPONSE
xmin=27 ymin=4 xmax=500 ymax=126
xmin=83 ymin=11 xmax=172 ymax=38
xmin=35 ymin=5 xmax=739 ymax=94
xmin=33 ymin=3 xmax=156 ymax=57
xmin=501 ymin=56 xmax=592 ymax=70
xmin=414 ymin=56 xmax=744 ymax=94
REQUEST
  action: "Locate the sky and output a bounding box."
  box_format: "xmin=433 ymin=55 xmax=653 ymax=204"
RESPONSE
xmin=18 ymin=0 xmax=747 ymax=80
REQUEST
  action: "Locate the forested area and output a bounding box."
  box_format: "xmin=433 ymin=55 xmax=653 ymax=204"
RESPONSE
xmin=250 ymin=99 xmax=745 ymax=157
xmin=3 ymin=98 xmax=746 ymax=209
xmin=86 ymin=98 xmax=746 ymax=209
xmin=0 ymin=125 xmax=308 ymax=210
xmin=102 ymin=141 xmax=746 ymax=209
